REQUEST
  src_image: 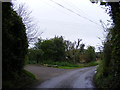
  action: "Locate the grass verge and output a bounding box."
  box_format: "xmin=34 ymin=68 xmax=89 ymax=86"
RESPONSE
xmin=39 ymin=60 xmax=99 ymax=69
xmin=58 ymin=61 xmax=99 ymax=69
xmin=3 ymin=69 xmax=36 ymax=88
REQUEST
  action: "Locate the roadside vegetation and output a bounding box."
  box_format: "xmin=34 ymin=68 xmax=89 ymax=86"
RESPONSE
xmin=3 ymin=70 xmax=36 ymax=88
xmin=93 ymin=2 xmax=120 ymax=88
xmin=57 ymin=61 xmax=99 ymax=69
xmin=31 ymin=61 xmax=99 ymax=69
xmin=3 ymin=3 xmax=36 ymax=88
xmin=27 ymin=36 xmax=99 ymax=69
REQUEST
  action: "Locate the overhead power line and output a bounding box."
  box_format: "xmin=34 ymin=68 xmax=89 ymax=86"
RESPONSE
xmin=49 ymin=0 xmax=101 ymax=27
xmin=41 ymin=0 xmax=70 ymax=16
xmin=62 ymin=0 xmax=88 ymax=16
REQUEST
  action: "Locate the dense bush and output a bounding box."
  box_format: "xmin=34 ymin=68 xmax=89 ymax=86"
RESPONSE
xmin=95 ymin=2 xmax=120 ymax=88
xmin=3 ymin=2 xmax=28 ymax=85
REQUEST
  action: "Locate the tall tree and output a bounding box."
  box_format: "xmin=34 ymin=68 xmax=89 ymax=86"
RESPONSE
xmin=34 ymin=36 xmax=66 ymax=62
xmin=3 ymin=2 xmax=28 ymax=80
xmin=85 ymin=46 xmax=96 ymax=62
xmin=52 ymin=36 xmax=66 ymax=61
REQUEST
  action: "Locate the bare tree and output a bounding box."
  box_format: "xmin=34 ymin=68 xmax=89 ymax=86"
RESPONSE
xmin=12 ymin=3 xmax=43 ymax=46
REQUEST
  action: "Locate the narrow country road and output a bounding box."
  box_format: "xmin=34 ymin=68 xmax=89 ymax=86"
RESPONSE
xmin=34 ymin=66 xmax=96 ymax=88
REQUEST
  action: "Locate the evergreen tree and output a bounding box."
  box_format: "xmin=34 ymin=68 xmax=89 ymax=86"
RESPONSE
xmin=3 ymin=2 xmax=28 ymax=80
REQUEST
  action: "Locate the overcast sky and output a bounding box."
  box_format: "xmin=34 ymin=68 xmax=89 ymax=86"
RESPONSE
xmin=12 ymin=0 xmax=111 ymax=51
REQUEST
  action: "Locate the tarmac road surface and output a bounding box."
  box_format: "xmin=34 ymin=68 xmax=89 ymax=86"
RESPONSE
xmin=35 ymin=66 xmax=96 ymax=88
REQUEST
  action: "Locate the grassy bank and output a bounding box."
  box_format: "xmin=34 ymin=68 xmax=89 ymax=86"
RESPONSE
xmin=3 ymin=70 xmax=36 ymax=88
xmin=58 ymin=61 xmax=99 ymax=69
xmin=94 ymin=60 xmax=119 ymax=88
xmin=37 ymin=60 xmax=99 ymax=69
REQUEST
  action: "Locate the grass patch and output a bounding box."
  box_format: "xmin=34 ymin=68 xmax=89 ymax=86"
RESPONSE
xmin=22 ymin=69 xmax=36 ymax=80
xmin=58 ymin=64 xmax=81 ymax=69
xmin=3 ymin=69 xmax=36 ymax=88
xmin=38 ymin=60 xmax=99 ymax=69
xmin=59 ymin=61 xmax=99 ymax=69
xmin=83 ymin=60 xmax=100 ymax=67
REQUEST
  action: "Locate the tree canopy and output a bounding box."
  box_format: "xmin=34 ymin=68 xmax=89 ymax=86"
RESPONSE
xmin=28 ymin=36 xmax=96 ymax=64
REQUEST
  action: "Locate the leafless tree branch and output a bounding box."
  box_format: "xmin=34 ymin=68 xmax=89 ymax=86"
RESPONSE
xmin=13 ymin=3 xmax=43 ymax=45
